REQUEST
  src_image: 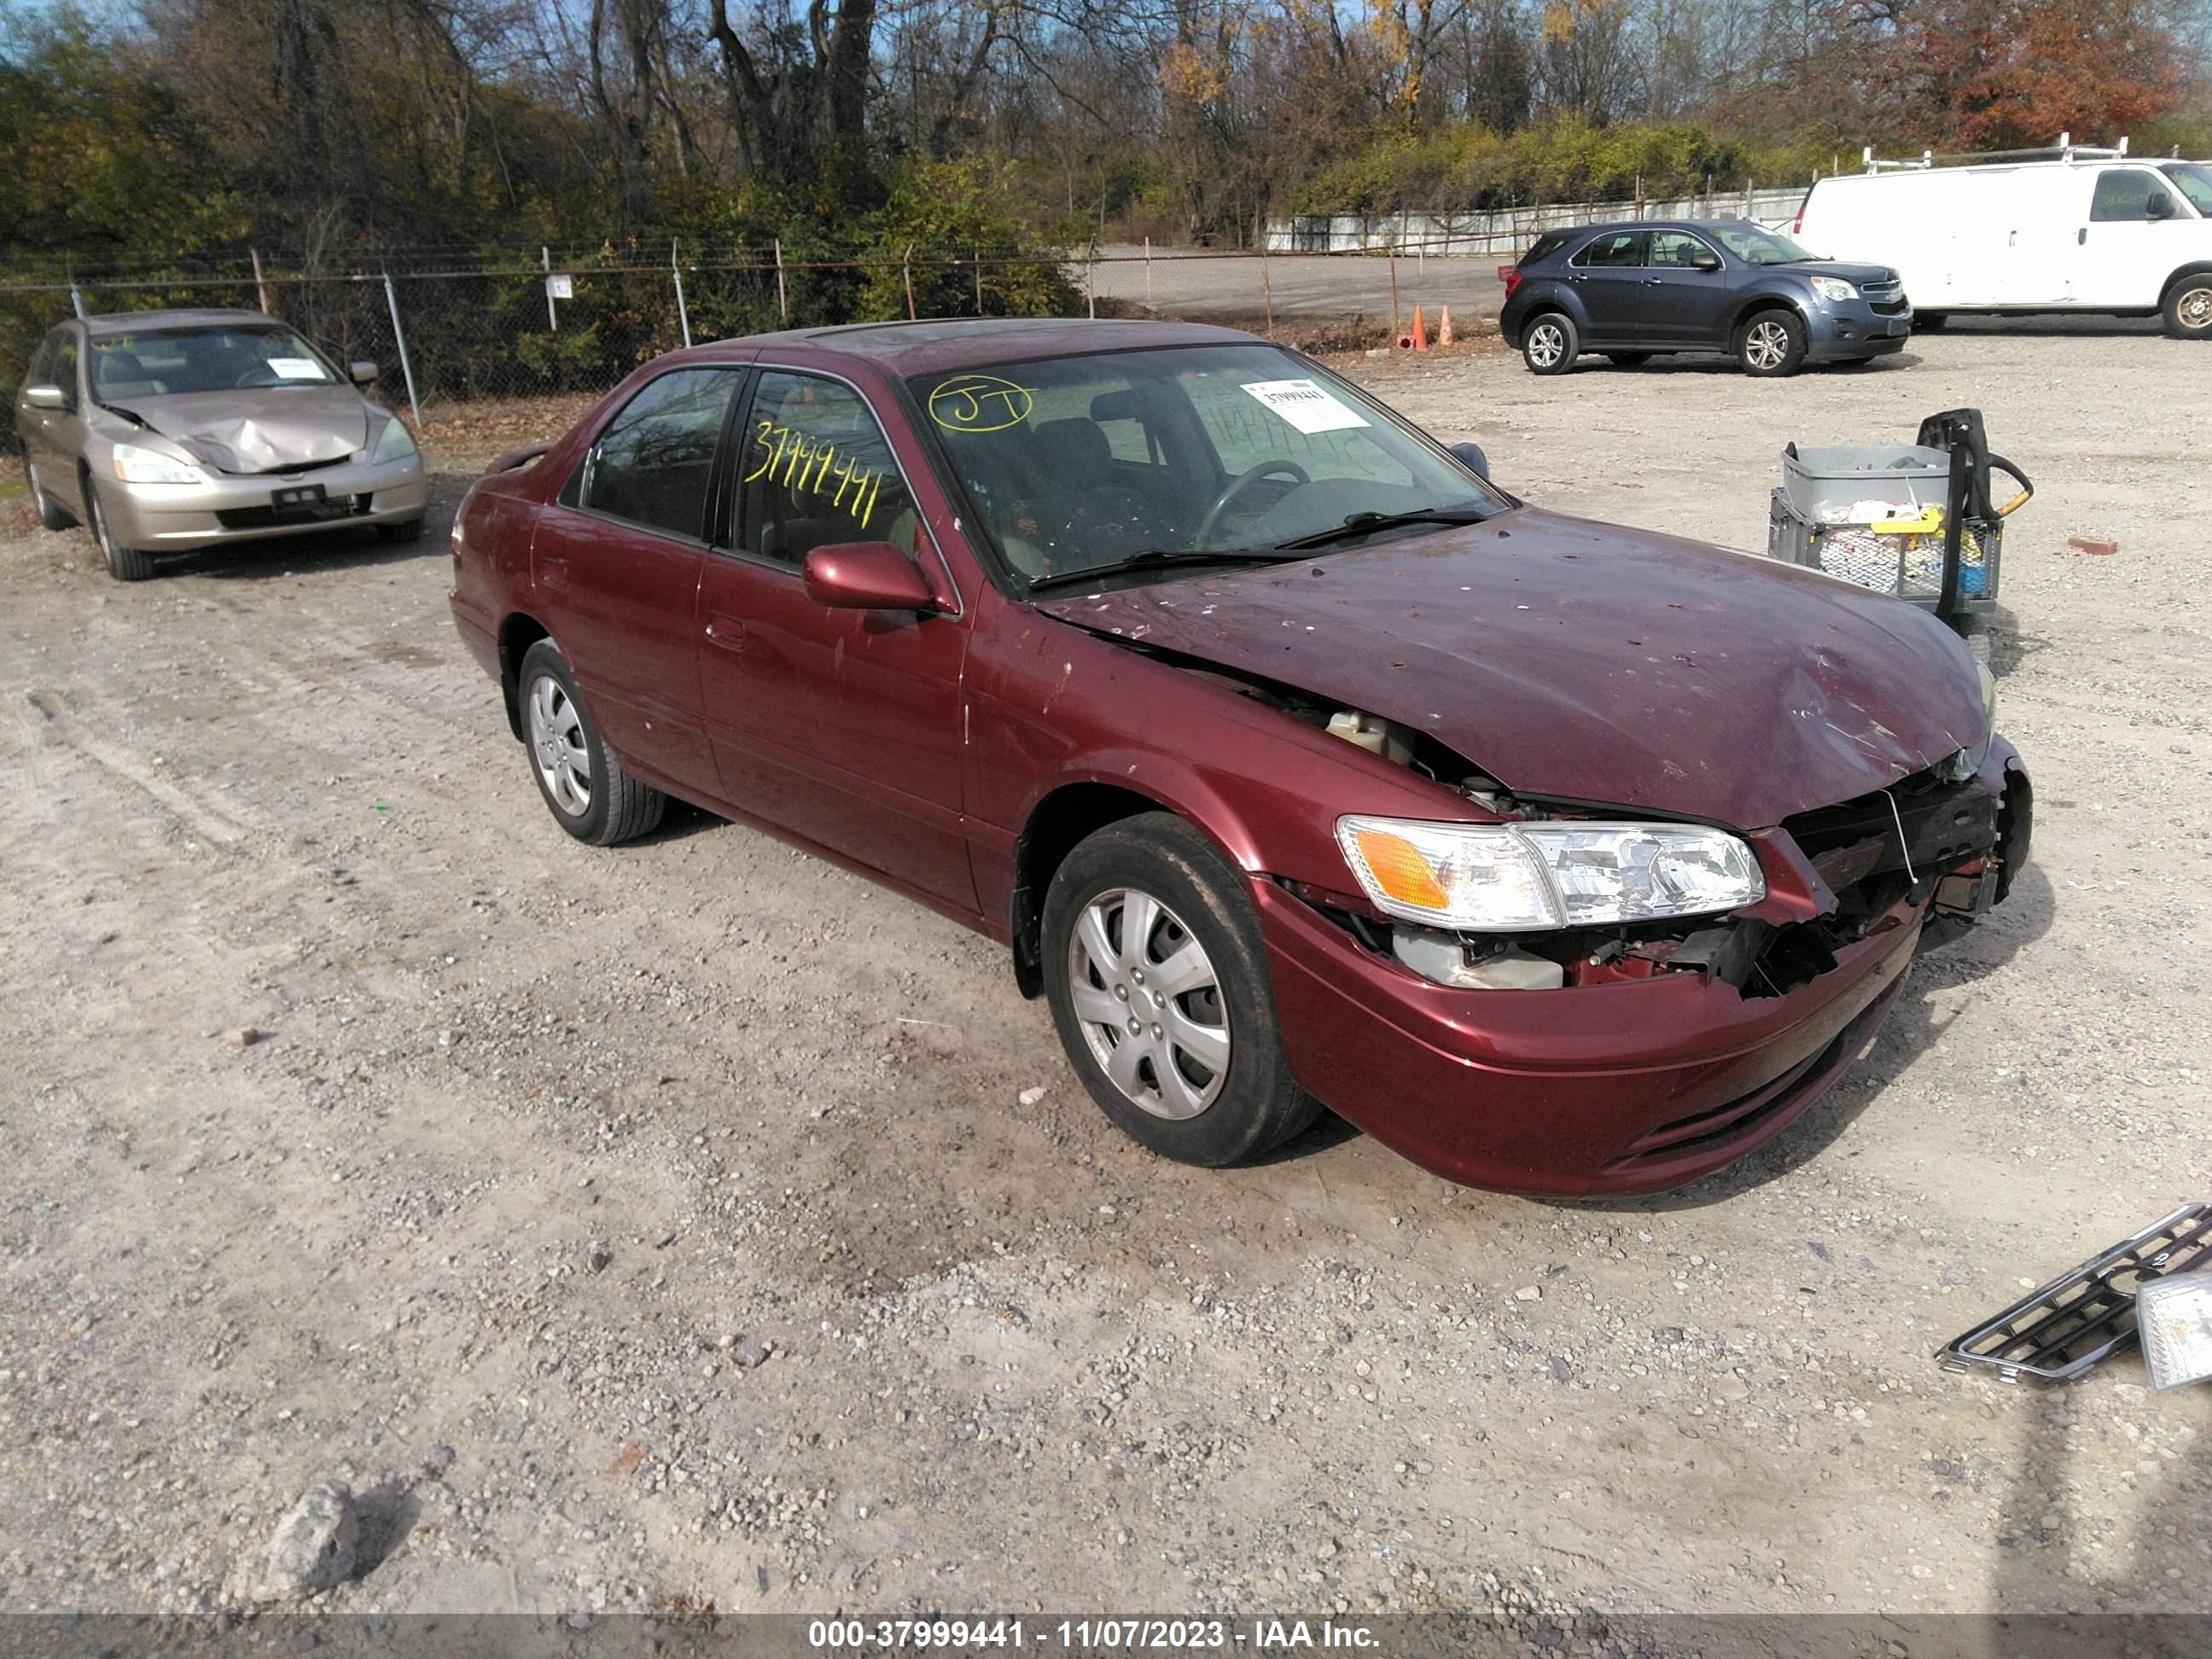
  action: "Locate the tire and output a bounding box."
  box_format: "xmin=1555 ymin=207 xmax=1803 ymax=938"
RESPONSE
xmin=1603 ymin=352 xmax=1652 ymax=368
xmin=2162 ymin=275 xmax=2212 ymax=341
xmin=375 ymin=515 xmax=427 ymax=544
xmin=515 ymin=639 xmax=666 ymax=847
xmin=25 ymin=459 xmax=73 ymax=531
xmin=1736 ymin=309 xmax=1807 ymax=377
xmin=1520 ymin=312 xmax=1578 ymax=375
xmin=1042 ymin=812 xmax=1321 ymax=1167
xmin=84 ymin=477 xmax=154 ymax=581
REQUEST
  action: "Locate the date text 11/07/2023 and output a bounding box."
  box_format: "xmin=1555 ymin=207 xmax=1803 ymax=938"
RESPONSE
xmin=806 ymin=1618 xmax=1383 ymax=1650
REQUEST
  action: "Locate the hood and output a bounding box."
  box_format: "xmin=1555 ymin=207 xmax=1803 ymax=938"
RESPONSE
xmin=101 ymin=387 xmax=373 ymax=474
xmin=1792 ymin=260 xmax=1898 ymax=287
xmin=1034 ymin=508 xmax=1986 ymax=829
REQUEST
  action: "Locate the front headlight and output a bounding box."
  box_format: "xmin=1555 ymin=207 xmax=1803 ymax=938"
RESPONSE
xmin=1939 ymin=661 xmax=1999 ymax=781
xmin=111 ymin=442 xmax=207 ymax=486
xmin=371 ymin=416 xmax=418 ymax=464
xmin=1336 ymin=815 xmax=1766 ymax=932
xmin=1810 ymin=276 xmax=1860 ymax=303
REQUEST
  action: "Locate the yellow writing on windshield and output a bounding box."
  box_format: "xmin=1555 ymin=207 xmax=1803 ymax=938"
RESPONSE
xmin=928 ymin=375 xmax=1033 ymax=434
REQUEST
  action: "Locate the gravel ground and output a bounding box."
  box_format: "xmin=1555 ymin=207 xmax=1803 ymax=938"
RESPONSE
xmin=0 ymin=324 xmax=2206 ymax=1635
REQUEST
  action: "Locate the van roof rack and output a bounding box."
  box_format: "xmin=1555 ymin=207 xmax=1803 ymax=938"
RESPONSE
xmin=1861 ymin=133 xmax=2131 ymax=173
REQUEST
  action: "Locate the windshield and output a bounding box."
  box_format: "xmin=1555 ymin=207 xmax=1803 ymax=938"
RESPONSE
xmin=1710 ymin=224 xmax=1814 ymax=265
xmin=89 ymin=325 xmax=340 ymax=399
xmin=2163 ymin=163 xmax=2212 ymax=216
xmin=909 ymin=344 xmax=1505 ymax=588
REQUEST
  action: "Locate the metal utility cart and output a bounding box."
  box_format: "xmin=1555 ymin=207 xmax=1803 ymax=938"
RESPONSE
xmin=1767 ymin=408 xmax=2032 ymax=629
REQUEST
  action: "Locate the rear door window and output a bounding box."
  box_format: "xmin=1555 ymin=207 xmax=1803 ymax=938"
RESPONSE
xmin=1521 ymin=231 xmax=1574 ymax=266
xmin=570 ymin=368 xmax=739 ymax=540
xmin=1571 ymin=231 xmax=1646 ymax=268
xmin=2090 ymin=170 xmax=2180 ymax=222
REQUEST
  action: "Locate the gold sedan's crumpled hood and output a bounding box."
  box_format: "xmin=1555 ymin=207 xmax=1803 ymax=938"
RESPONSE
xmin=103 ymin=387 xmax=373 ymax=474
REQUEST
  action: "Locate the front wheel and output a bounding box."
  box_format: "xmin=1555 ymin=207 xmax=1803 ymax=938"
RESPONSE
xmin=375 ymin=515 xmax=426 ymax=544
xmin=1520 ymin=312 xmax=1578 ymax=375
xmin=1737 ymin=310 xmax=1807 ymax=377
xmin=84 ymin=479 xmax=154 ymax=581
xmin=1042 ymin=814 xmax=1320 ymax=1167
xmin=2163 ymin=276 xmax=2212 ymax=341
xmin=516 ymin=640 xmax=666 ymax=846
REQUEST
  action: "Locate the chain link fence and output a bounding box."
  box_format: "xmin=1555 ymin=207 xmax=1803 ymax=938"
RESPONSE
xmin=0 ymin=245 xmax=1075 ymax=457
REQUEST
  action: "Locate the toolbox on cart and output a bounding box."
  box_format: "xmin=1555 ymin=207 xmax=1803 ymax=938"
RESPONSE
xmin=1767 ymin=408 xmax=2031 ymax=626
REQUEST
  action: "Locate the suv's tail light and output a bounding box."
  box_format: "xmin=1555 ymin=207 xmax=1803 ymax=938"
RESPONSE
xmin=1791 ymin=196 xmax=1807 ymax=236
xmin=1499 ymin=265 xmax=1523 ymax=300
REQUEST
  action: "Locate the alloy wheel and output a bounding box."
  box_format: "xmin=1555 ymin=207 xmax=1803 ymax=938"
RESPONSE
xmin=1064 ymin=886 xmax=1231 ymax=1121
xmin=1526 ymin=322 xmax=1566 ymax=369
xmin=2181 ymin=285 xmax=2212 ymax=333
xmin=1744 ymin=319 xmax=1791 ymax=370
xmin=527 ymin=672 xmax=593 ymax=815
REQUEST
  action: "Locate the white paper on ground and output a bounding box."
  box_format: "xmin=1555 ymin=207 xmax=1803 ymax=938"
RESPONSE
xmin=1240 ymin=379 xmax=1371 ymax=434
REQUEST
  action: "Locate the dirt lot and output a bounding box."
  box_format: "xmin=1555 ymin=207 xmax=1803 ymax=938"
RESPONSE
xmin=1 ymin=323 xmax=2207 ymax=1637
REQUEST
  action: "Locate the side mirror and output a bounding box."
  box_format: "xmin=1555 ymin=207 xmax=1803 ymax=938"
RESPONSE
xmin=801 ymin=541 xmax=938 ymax=611
xmin=2146 ymin=192 xmax=2176 ymax=221
xmin=21 ymin=383 xmax=66 ymax=410
xmin=349 ymin=361 xmax=379 ymax=386
xmin=1691 ymin=251 xmax=1723 ymax=272
xmin=1449 ymin=440 xmax=1490 ymax=480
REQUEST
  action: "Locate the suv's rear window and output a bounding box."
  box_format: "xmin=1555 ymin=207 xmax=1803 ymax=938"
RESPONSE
xmin=1521 ymin=232 xmax=1573 ymax=266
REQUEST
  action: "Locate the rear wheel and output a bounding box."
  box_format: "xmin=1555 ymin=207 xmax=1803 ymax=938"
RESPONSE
xmin=1603 ymin=351 xmax=1652 ymax=368
xmin=25 ymin=459 xmax=73 ymax=531
xmin=517 ymin=639 xmax=666 ymax=846
xmin=84 ymin=478 xmax=154 ymax=581
xmin=1736 ymin=310 xmax=1807 ymax=377
xmin=2163 ymin=276 xmax=2212 ymax=341
xmin=1042 ymin=813 xmax=1320 ymax=1167
xmin=1520 ymin=312 xmax=1578 ymax=375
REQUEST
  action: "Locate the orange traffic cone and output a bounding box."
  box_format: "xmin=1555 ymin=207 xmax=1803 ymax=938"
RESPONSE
xmin=1438 ymin=306 xmax=1454 ymax=346
xmin=1411 ymin=306 xmax=1429 ymax=351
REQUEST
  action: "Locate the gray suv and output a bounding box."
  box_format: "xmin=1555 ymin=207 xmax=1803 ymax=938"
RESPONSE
xmin=1499 ymin=219 xmax=1912 ymax=377
xmin=15 ymin=309 xmax=428 ymax=580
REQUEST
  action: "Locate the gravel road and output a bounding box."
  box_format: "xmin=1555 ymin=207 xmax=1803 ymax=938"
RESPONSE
xmin=0 ymin=326 xmax=2206 ymax=1637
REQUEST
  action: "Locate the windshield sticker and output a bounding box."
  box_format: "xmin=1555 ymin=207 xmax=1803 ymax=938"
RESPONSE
xmin=929 ymin=375 xmax=1033 ymax=433
xmin=746 ymin=421 xmax=887 ymax=528
xmin=265 ymin=357 xmax=324 ymax=380
xmin=1240 ymin=379 xmax=1371 ymax=434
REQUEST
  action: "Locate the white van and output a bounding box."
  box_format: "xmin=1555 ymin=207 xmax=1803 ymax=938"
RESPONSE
xmin=1792 ymin=148 xmax=2212 ymax=337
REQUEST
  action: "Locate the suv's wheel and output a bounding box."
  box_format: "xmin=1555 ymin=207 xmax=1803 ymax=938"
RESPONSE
xmin=1042 ymin=813 xmax=1321 ymax=1167
xmin=1736 ymin=309 xmax=1807 ymax=376
xmin=84 ymin=478 xmax=154 ymax=581
xmin=1604 ymin=352 xmax=1652 ymax=368
xmin=516 ymin=639 xmax=666 ymax=846
xmin=25 ymin=460 xmax=73 ymax=531
xmin=2163 ymin=275 xmax=2212 ymax=341
xmin=1520 ymin=312 xmax=1578 ymax=375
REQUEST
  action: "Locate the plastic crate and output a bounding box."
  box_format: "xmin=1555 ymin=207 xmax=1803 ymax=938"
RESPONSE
xmin=1778 ymin=444 xmax=1953 ymax=525
xmin=1768 ymin=489 xmax=2001 ymax=610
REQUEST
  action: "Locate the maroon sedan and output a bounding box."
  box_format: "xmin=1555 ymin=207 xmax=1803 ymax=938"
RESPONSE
xmin=449 ymin=319 xmax=2030 ymax=1196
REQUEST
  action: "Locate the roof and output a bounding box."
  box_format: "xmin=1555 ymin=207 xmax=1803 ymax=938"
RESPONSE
xmin=81 ymin=309 xmax=282 ymax=336
xmin=725 ymin=316 xmax=1263 ymax=375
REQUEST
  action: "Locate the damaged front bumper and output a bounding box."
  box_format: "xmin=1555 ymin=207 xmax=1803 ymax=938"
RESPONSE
xmin=1255 ymin=740 xmax=2030 ymax=1196
xmin=99 ymin=454 xmax=429 ymax=550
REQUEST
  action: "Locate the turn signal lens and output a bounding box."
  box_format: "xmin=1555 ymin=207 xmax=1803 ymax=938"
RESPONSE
xmin=1349 ymin=828 xmax=1452 ymax=911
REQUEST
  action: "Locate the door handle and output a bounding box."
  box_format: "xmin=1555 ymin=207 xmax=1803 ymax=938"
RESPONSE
xmin=703 ymin=614 xmax=748 ymax=653
xmin=2078 ymin=228 xmax=2088 ymax=245
xmin=539 ymin=558 xmax=571 ymax=592
xmin=1644 ymin=276 xmax=1664 ymax=285
xmin=1566 ymin=271 xmax=1586 ymax=283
